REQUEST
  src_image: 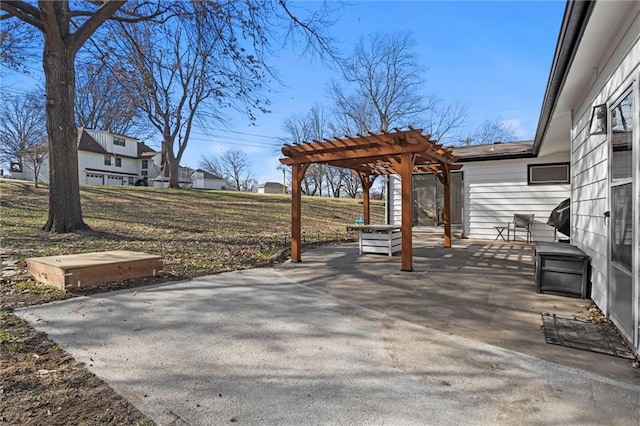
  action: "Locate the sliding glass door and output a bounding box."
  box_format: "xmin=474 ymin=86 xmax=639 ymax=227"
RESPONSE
xmin=608 ymin=90 xmax=635 ymax=342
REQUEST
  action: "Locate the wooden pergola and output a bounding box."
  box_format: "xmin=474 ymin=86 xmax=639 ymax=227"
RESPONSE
xmin=279 ymin=128 xmax=462 ymax=272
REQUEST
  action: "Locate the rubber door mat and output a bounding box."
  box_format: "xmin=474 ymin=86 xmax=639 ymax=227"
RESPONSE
xmin=541 ymin=313 xmax=635 ymax=359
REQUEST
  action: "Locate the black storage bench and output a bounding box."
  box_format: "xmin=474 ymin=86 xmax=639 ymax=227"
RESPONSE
xmin=534 ymin=242 xmax=590 ymax=299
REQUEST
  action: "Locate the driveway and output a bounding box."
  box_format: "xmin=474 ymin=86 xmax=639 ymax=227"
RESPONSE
xmin=16 ymin=241 xmax=640 ymax=425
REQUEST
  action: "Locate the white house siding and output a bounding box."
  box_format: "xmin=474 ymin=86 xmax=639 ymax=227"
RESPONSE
xmin=78 ymin=152 xmax=139 ymax=186
xmin=571 ymin=118 xmax=608 ymax=306
xmin=388 ymin=154 xmax=569 ymax=242
xmin=463 ymin=154 xmax=570 ymax=241
xmin=388 ymin=175 xmax=402 ymax=225
xmin=85 ymin=129 xmax=139 ymax=158
xmin=569 ymin=9 xmax=640 ymax=347
xmin=196 ymin=177 xmax=224 ymax=190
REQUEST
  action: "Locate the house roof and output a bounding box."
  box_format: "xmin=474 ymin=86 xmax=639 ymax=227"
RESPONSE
xmin=532 ymin=1 xmax=595 ymax=155
xmin=533 ymin=1 xmax=639 ymax=155
xmin=259 ymin=182 xmax=284 ymax=188
xmin=77 ymin=130 xmax=108 ymax=154
xmin=194 ymin=168 xmax=223 ymax=180
xmin=451 ymin=141 xmax=534 ymax=162
xmin=137 ymin=141 xmax=158 ymax=157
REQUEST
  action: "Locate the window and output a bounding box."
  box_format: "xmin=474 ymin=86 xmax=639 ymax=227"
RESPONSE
xmin=141 ymin=159 xmax=148 ymax=169
xmin=611 ymin=91 xmax=633 ymax=181
xmin=128 ymin=177 xmax=135 ymax=185
xmin=113 ymin=137 xmax=126 ymax=147
xmin=141 ymin=170 xmax=148 ymax=177
xmin=528 ymin=163 xmax=569 ymax=184
xmin=115 ymin=158 xmax=122 ymax=167
xmin=104 ymin=155 xmax=112 ymax=166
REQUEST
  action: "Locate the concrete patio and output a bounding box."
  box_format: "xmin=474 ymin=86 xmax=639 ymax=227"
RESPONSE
xmin=15 ymin=238 xmax=640 ymax=424
xmin=278 ymin=237 xmax=640 ymax=384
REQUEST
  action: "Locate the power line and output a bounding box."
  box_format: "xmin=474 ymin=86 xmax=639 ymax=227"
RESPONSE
xmin=195 ymin=124 xmax=283 ymax=141
xmin=189 ymin=131 xmax=282 ymax=147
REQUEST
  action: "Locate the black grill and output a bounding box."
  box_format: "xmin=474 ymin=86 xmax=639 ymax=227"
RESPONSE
xmin=547 ymin=198 xmax=570 ymax=238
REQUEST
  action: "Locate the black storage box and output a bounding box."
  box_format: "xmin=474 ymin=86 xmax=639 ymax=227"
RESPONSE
xmin=534 ymin=242 xmax=590 ymax=298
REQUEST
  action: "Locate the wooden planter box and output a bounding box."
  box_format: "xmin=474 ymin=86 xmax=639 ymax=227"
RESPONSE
xmin=27 ymin=250 xmax=164 ymax=291
xmin=534 ymin=242 xmax=590 ymax=299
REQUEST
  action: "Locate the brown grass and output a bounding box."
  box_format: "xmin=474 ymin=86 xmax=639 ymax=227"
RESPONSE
xmin=1 ymin=180 xmax=384 ymax=280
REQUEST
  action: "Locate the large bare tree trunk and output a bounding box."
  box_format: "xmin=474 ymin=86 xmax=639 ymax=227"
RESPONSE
xmin=41 ymin=3 xmax=87 ymax=232
xmin=168 ymin=150 xmax=180 ymax=188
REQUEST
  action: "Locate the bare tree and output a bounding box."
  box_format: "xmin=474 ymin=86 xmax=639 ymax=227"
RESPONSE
xmin=325 ymin=166 xmax=349 ymax=198
xmin=108 ymin=2 xmax=337 ymax=189
xmin=331 ymin=30 xmax=468 ymax=146
xmin=422 ymin=98 xmax=469 ymax=145
xmin=0 ymin=1 xmax=174 ymax=232
xmin=110 ymin=16 xmax=235 ymax=188
xmin=342 ymin=172 xmax=362 ymax=199
xmin=0 ymin=90 xmax=47 ymax=185
xmin=0 ymin=17 xmax=38 ymax=72
xmin=460 ymin=117 xmax=518 ymax=145
xmin=281 ymin=103 xmax=333 ymax=196
xmin=18 ymin=143 xmax=48 ymax=188
xmin=75 ymin=63 xmax=148 ymax=137
xmin=330 ymin=31 xmax=433 ymax=133
xmin=1 ymin=1 xmax=336 ymax=231
xmin=199 ymin=152 xmax=223 ymax=178
xmin=206 ymin=149 xmax=256 ymax=192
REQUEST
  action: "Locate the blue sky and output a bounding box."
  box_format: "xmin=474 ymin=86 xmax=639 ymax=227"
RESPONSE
xmin=1 ymin=1 xmax=566 ymax=186
xmin=185 ymin=0 xmax=566 ymax=185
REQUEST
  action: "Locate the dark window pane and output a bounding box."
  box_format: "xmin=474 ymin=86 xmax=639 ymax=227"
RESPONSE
xmin=611 ymin=92 xmax=633 ymax=180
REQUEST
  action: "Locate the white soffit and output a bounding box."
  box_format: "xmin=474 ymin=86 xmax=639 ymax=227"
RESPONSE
xmin=540 ymin=1 xmax=639 ymax=157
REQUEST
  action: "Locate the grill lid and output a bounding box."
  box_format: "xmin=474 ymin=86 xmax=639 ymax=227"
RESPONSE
xmin=547 ymin=198 xmax=570 ymax=237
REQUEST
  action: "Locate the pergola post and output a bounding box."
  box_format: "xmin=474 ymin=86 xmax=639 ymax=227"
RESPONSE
xmin=290 ymin=163 xmax=308 ymax=262
xmin=400 ymin=152 xmax=414 ymax=272
xmin=358 ymin=172 xmax=372 ymax=224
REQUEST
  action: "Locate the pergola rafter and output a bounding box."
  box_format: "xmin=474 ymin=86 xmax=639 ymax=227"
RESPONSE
xmin=279 ymin=128 xmax=462 ymax=271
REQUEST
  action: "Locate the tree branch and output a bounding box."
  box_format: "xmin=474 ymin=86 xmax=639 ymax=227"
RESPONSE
xmin=1 ymin=1 xmax=43 ymax=30
xmin=68 ymin=0 xmax=126 ymax=53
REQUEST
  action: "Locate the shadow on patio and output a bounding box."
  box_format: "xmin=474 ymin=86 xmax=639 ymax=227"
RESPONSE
xmin=277 ymin=237 xmax=640 ymax=385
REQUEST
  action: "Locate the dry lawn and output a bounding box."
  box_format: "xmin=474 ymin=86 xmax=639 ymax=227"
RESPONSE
xmin=0 ymin=180 xmax=384 ymax=425
xmin=1 ymin=180 xmax=383 ymax=278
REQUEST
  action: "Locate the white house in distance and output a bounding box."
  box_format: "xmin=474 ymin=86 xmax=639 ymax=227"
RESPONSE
xmin=533 ymin=0 xmax=639 ymax=354
xmin=13 ymin=128 xmax=223 ymax=190
xmin=258 ymin=181 xmax=286 ymax=194
xmin=190 ymin=169 xmax=225 ymax=190
xmin=13 ymin=128 xmax=161 ymax=186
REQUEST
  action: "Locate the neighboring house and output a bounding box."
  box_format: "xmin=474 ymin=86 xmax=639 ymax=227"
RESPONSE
xmin=258 ymin=181 xmax=286 ymax=194
xmin=13 ymin=128 xmax=162 ymax=186
xmin=533 ymin=0 xmax=640 ymax=354
xmin=13 ymin=128 xmax=218 ymax=190
xmin=387 ymin=140 xmax=570 ymax=242
xmin=150 ymin=168 xmax=225 ymax=189
xmin=191 ymin=169 xmax=225 ymax=190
